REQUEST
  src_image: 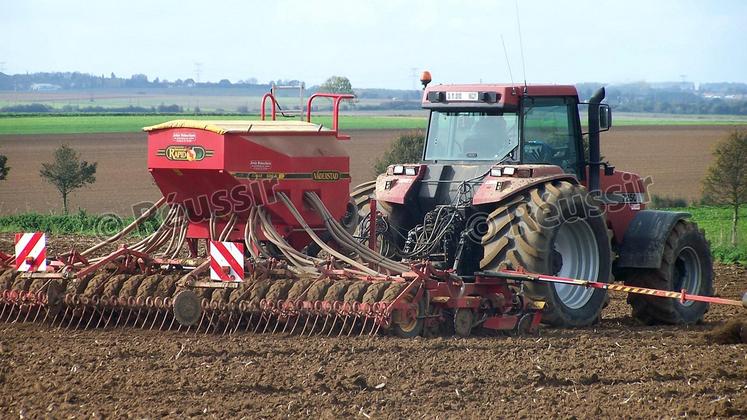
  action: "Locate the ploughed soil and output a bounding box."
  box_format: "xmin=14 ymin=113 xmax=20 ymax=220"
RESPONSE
xmin=0 ymin=125 xmax=739 ymax=215
xmin=0 ymin=233 xmax=745 ymax=418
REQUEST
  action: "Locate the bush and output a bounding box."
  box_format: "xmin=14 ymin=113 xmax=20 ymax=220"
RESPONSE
xmin=0 ymin=103 xmax=54 ymax=113
xmin=650 ymin=194 xmax=689 ymax=209
xmin=156 ymin=103 xmax=183 ymax=113
xmin=711 ymin=244 xmax=747 ymax=265
xmin=374 ymin=130 xmax=425 ymax=174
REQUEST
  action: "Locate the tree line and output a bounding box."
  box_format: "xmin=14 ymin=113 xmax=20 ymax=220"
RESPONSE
xmin=3 ymin=72 xmax=747 ymax=115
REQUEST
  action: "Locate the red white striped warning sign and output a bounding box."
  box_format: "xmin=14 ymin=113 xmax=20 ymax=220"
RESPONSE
xmin=209 ymin=240 xmax=244 ymax=281
xmin=15 ymin=232 xmax=47 ymax=272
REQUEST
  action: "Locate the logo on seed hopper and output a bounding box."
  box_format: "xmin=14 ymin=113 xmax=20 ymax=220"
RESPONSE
xmin=312 ymin=170 xmax=341 ymax=181
xmin=157 ymin=145 xmax=214 ymax=161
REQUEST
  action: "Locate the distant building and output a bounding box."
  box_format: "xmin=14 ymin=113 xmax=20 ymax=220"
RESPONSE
xmin=650 ymin=81 xmax=695 ymax=92
xmin=30 ymin=83 xmax=61 ymax=91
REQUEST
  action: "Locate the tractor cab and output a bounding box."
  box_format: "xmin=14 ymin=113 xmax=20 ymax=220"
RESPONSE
xmin=421 ymin=84 xmax=599 ymax=180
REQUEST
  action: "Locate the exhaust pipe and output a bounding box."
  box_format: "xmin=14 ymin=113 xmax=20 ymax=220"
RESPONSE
xmin=588 ymin=87 xmax=605 ymax=193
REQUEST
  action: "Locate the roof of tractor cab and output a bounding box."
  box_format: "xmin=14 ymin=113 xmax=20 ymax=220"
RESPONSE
xmin=143 ymin=119 xmax=334 ymax=135
xmin=422 ymin=84 xmax=579 ymax=109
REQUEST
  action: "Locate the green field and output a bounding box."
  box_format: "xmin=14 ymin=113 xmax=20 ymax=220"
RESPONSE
xmin=1 ymin=112 xmax=747 ymax=135
xmin=0 ymin=114 xmax=427 ymax=135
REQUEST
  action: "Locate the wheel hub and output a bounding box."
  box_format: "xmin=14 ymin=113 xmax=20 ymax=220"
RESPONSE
xmin=673 ymin=246 xmax=701 ymax=307
xmin=551 ymin=219 xmax=600 ymax=309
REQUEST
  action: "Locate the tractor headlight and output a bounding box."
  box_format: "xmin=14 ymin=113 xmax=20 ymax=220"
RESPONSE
xmin=404 ymin=166 xmax=417 ymax=176
xmin=502 ymin=167 xmax=516 ymax=176
xmin=393 ymin=165 xmax=405 ymax=175
xmin=490 ymin=168 xmax=502 ymax=177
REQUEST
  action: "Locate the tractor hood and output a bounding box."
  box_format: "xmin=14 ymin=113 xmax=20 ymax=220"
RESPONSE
xmin=376 ymin=163 xmax=574 ymax=208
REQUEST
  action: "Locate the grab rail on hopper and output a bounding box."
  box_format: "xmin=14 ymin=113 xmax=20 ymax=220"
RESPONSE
xmin=260 ymin=92 xmax=355 ymax=140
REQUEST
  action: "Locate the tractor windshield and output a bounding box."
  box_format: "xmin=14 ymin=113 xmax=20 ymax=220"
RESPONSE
xmin=424 ymin=111 xmax=519 ymax=161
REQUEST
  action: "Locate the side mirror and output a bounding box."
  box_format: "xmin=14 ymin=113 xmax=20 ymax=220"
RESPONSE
xmin=599 ymin=104 xmax=612 ymax=131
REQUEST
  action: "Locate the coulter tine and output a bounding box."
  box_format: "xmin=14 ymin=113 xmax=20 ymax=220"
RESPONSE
xmin=262 ymin=314 xmax=274 ymax=334
xmin=194 ymin=311 xmax=207 ymax=335
xmin=368 ymin=317 xmax=379 ymax=336
xmin=41 ymin=308 xmax=52 ymax=325
xmin=32 ymin=306 xmax=44 ymax=323
xmin=252 ymin=314 xmax=263 ymax=334
xmin=204 ymin=311 xmax=216 ymax=335
xmin=230 ymin=313 xmax=243 ymax=335
xmin=103 ymin=311 xmax=116 ymax=330
xmin=84 ymin=309 xmax=98 ymax=330
xmin=56 ymin=307 xmax=70 ymax=330
xmin=335 ymin=315 xmax=349 ymax=338
xmin=300 ymin=314 xmax=314 ymax=336
xmin=166 ymin=316 xmax=176 ymax=331
xmin=149 ymin=312 xmax=160 ymax=331
xmin=272 ymin=316 xmax=282 ymax=334
xmin=131 ymin=308 xmax=142 ymax=328
xmin=73 ymin=308 xmax=87 ymax=330
xmin=359 ymin=317 xmax=368 ymax=337
xmin=11 ymin=306 xmax=24 ymax=324
xmin=222 ymin=312 xmax=233 ymax=336
xmin=139 ymin=309 xmax=152 ymax=329
xmin=322 ymin=314 xmax=334 ymax=337
xmin=159 ymin=314 xmax=170 ymax=331
xmin=346 ymin=315 xmax=359 ymax=337
xmin=23 ymin=306 xmax=34 ymax=323
xmin=371 ymin=321 xmax=382 ymax=337
xmin=67 ymin=312 xmax=80 ymax=330
xmin=245 ymin=313 xmax=255 ymax=332
xmin=94 ymin=310 xmax=107 ymax=329
xmin=47 ymin=309 xmax=57 ymax=327
xmin=288 ymin=314 xmax=302 ymax=335
xmin=0 ymin=303 xmax=9 ymax=322
xmin=119 ymin=309 xmax=132 ymax=328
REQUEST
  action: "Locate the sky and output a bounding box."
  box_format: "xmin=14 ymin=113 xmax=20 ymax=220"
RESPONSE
xmin=2 ymin=0 xmax=746 ymax=89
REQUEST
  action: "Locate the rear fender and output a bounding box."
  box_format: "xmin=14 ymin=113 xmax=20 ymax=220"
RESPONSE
xmin=616 ymin=210 xmax=690 ymax=269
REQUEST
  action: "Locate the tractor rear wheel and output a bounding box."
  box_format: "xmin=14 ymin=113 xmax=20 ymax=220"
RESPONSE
xmin=480 ymin=180 xmax=612 ymax=327
xmin=625 ymin=220 xmax=712 ymax=324
xmin=350 ymin=181 xmax=376 ymax=223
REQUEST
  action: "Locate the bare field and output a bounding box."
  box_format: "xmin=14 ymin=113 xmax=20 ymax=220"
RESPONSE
xmin=0 ymin=125 xmax=740 ymax=215
xmin=0 ymin=257 xmax=744 ymax=418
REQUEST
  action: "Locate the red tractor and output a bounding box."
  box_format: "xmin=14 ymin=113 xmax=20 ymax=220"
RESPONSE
xmin=353 ymin=76 xmax=712 ymax=327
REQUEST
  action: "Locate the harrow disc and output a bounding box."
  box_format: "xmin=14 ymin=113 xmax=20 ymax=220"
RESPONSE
xmin=173 ymin=289 xmax=201 ymax=326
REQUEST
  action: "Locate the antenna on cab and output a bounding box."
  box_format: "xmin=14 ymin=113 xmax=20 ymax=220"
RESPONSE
xmin=501 ymin=35 xmax=517 ymax=95
xmin=515 ymin=0 xmax=528 ymax=94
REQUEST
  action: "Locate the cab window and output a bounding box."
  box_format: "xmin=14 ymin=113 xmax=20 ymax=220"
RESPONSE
xmin=521 ymin=97 xmax=581 ymax=175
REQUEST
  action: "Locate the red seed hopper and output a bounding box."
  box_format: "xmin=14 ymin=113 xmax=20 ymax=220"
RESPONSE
xmin=144 ymin=95 xmax=354 ymax=251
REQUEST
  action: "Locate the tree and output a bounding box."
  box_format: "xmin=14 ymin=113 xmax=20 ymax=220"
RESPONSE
xmin=374 ymin=131 xmax=425 ymax=174
xmin=320 ymin=76 xmax=353 ymax=94
xmin=702 ymin=130 xmax=747 ymax=246
xmin=0 ymin=154 xmax=9 ymax=180
xmin=40 ymin=145 xmax=97 ymax=213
